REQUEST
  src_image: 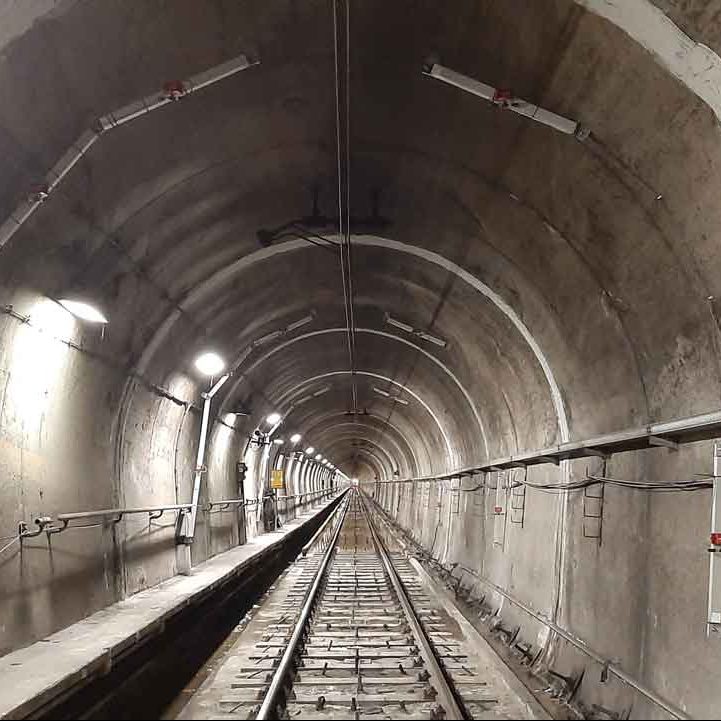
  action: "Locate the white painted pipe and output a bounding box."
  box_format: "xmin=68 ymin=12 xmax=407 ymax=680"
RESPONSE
xmin=0 ymin=53 xmax=258 ymax=251
xmin=185 ymin=373 xmax=230 ymax=544
xmin=95 ymin=54 xmax=256 ymax=131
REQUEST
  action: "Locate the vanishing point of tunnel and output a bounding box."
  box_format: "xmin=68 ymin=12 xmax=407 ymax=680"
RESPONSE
xmin=2 ymin=2 xmax=721 ymax=719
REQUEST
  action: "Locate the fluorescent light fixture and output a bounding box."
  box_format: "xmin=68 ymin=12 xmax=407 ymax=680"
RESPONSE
xmin=290 ymin=433 xmax=302 ymax=444
xmin=252 ymin=313 xmax=315 ymax=348
xmin=384 ymin=313 xmax=414 ymax=334
xmin=305 ymin=446 xmax=315 ymax=455
xmin=372 ymin=386 xmax=409 ymax=405
xmin=416 ymin=330 xmax=447 ymax=347
xmin=57 ymin=299 xmax=108 ymax=324
xmin=315 ymin=453 xmax=322 ymax=461
xmin=286 ymin=312 xmax=315 ymax=333
xmin=254 ymin=329 xmax=284 ymax=346
xmin=273 ymin=438 xmax=284 ymax=445
xmin=266 ymin=412 xmax=282 ymax=425
xmin=195 ymin=352 xmax=226 ymax=376
xmin=292 ymin=385 xmax=332 ymax=408
xmin=384 ymin=312 xmax=446 ymax=348
xmin=422 ymin=62 xmax=582 ymax=137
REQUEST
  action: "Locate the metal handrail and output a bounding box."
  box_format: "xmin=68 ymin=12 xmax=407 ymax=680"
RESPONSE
xmin=19 ymin=504 xmax=192 ymax=538
xmin=18 ymin=490 xmax=335 ymax=539
xmin=205 ymin=499 xmax=246 ymax=511
xmin=58 ymin=504 xmax=192 ymax=521
xmin=277 ymin=490 xmax=329 ymax=501
xmin=256 ymin=494 xmax=350 ymax=719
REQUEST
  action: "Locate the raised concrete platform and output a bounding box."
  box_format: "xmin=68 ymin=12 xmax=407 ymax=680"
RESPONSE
xmin=0 ymin=495 xmax=342 ymax=720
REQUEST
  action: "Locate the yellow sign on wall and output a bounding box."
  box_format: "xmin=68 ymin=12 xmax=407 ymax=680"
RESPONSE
xmin=271 ymin=469 xmax=284 ymax=489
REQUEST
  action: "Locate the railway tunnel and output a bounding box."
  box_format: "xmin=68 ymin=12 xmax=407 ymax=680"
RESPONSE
xmin=1 ymin=1 xmax=721 ymax=718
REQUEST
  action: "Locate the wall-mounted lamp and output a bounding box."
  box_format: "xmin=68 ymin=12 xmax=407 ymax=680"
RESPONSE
xmin=195 ymin=352 xmax=226 ymax=376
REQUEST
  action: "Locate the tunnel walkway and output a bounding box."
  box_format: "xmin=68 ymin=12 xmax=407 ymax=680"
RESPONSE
xmin=0 ymin=495 xmax=340 ymax=720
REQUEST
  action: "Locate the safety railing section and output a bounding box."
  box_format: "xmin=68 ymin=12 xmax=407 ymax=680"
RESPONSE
xmin=17 ymin=504 xmax=193 ymax=538
xmin=276 ymin=489 xmax=334 ymax=522
xmin=10 ymin=489 xmax=336 ymax=547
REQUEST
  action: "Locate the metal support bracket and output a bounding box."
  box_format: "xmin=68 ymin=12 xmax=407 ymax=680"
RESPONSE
xmin=649 ymin=435 xmax=679 ymax=451
xmin=583 ymin=447 xmax=609 ymax=459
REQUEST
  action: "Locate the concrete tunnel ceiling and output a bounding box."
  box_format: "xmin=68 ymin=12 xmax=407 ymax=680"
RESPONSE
xmin=2 ymin=0 xmax=721 ymax=485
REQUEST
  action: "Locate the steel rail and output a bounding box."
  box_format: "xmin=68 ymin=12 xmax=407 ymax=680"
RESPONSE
xmin=255 ymin=492 xmax=350 ymax=720
xmin=368 ymin=494 xmax=691 ymax=721
xmin=359 ymin=493 xmax=467 ymax=720
xmin=301 ymin=488 xmax=349 ymax=556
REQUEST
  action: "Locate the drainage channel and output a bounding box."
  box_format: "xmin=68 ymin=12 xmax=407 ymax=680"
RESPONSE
xmin=173 ymin=489 xmax=520 ymax=720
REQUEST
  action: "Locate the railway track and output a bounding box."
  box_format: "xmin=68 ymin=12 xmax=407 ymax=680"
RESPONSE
xmin=175 ymin=489 xmax=530 ymax=720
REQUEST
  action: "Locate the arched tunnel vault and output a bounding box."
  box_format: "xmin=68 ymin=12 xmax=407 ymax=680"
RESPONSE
xmin=2 ymin=1 xmax=721 ymax=717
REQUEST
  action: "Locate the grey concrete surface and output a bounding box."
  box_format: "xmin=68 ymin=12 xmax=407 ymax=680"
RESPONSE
xmin=1 ymin=0 xmax=721 ymax=718
xmin=0 ymin=495 xmax=337 ymax=720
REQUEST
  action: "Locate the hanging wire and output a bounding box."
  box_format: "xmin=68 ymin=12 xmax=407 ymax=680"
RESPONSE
xmin=411 ymin=471 xmax=713 ymax=494
xmin=333 ymin=0 xmax=358 ymax=416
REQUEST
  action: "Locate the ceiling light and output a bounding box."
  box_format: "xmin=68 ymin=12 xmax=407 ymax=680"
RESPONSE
xmin=305 ymin=446 xmax=315 ymax=455
xmin=315 ymin=453 xmax=322 ymax=461
xmin=384 ymin=313 xmax=413 ymax=334
xmin=273 ymin=438 xmax=284 ymax=445
xmin=254 ymin=329 xmax=284 ymax=346
xmin=373 ymin=386 xmax=409 ymax=405
xmin=195 ymin=352 xmax=226 ymax=376
xmin=422 ymin=62 xmax=582 ymax=137
xmin=286 ymin=312 xmax=315 ymax=332
xmin=290 ymin=433 xmax=302 ymax=444
xmin=252 ymin=313 xmax=315 ymax=348
xmin=57 ymin=299 xmax=108 ymax=324
xmin=224 ymin=413 xmax=237 ymax=426
xmin=384 ymin=312 xmax=446 ymax=348
xmin=266 ymin=412 xmax=281 ymax=425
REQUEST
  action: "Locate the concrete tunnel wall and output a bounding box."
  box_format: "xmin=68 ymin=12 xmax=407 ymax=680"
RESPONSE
xmin=1 ymin=1 xmax=721 ymax=718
